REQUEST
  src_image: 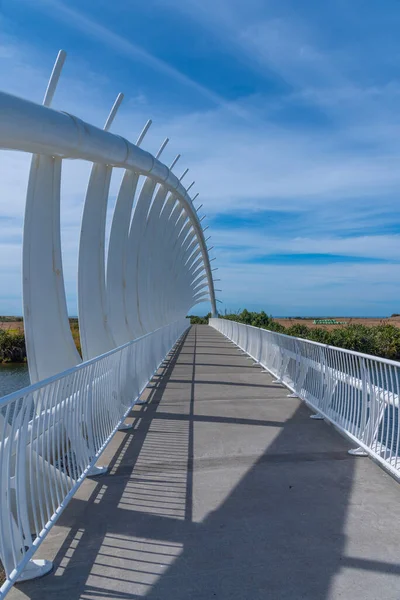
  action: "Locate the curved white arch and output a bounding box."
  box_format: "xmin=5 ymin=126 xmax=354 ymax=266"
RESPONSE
xmin=23 ymin=155 xmax=81 ymax=383
xmin=78 ymin=163 xmax=115 ymax=360
xmin=106 ymin=170 xmax=140 ymax=346
xmin=0 ymin=87 xmax=217 ymax=380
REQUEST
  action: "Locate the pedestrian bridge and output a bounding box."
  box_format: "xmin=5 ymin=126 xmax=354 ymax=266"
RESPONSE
xmin=8 ymin=325 xmax=400 ymax=600
xmin=2 ymin=50 xmax=400 ymax=600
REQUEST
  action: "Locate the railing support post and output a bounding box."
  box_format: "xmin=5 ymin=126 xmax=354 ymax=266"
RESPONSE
xmin=348 ymin=358 xmax=369 ymax=457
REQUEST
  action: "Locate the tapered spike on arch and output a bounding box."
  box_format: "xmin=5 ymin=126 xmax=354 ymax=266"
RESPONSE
xmin=186 ymin=181 xmax=195 ymax=192
xmin=203 ymin=225 xmax=209 ymax=232
xmin=179 ymin=167 xmax=189 ymax=181
xmin=136 ymin=119 xmax=152 ymax=147
xmin=43 ymin=49 xmax=67 ymax=107
xmin=208 ymin=246 xmax=214 ymax=251
xmin=200 ymin=215 xmax=206 ymax=222
xmin=210 ymin=257 xmax=216 ymax=262
xmin=170 ymin=154 xmax=181 ymax=169
xmin=205 ymin=235 xmax=211 ymax=241
xmin=212 ymin=267 xmax=218 ymax=271
xmin=7 ymin=83 xmax=219 ymax=319
xmin=192 ymin=193 xmax=199 ymax=202
xmin=196 ymin=204 xmax=203 ymax=212
xmin=104 ymin=93 xmax=124 ymax=131
xmin=156 ymin=137 xmax=169 ymax=159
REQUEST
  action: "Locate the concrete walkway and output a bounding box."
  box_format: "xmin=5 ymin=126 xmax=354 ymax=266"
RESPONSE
xmin=10 ymin=325 xmax=400 ymax=599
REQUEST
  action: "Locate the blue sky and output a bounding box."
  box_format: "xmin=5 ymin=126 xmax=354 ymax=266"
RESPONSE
xmin=1 ymin=0 xmax=400 ymax=316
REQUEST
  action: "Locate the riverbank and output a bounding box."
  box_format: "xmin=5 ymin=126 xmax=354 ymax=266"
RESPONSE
xmin=0 ymin=329 xmax=25 ymax=363
xmin=0 ymin=318 xmax=81 ymax=363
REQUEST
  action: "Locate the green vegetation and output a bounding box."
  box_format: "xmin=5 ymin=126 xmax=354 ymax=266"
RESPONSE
xmin=2 ymin=312 xmax=400 ymax=363
xmin=0 ymin=319 xmax=82 ymax=363
xmin=69 ymin=318 xmax=82 ymax=356
xmin=217 ymin=309 xmax=400 ymax=361
xmin=0 ymin=329 xmax=26 ymax=363
xmin=187 ymin=313 xmax=211 ymax=325
xmin=0 ymin=316 xmax=23 ymax=322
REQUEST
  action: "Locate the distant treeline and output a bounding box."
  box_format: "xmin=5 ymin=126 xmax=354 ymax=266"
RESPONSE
xmin=216 ymin=310 xmax=400 ymax=361
xmin=2 ymin=313 xmax=400 ymax=363
xmin=188 ymin=310 xmax=400 ymax=361
xmin=187 ymin=313 xmax=211 ymax=325
xmin=0 ymin=316 xmax=23 ymax=322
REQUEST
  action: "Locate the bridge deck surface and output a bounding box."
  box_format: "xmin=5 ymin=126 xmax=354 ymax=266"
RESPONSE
xmin=10 ymin=325 xmax=400 ymax=600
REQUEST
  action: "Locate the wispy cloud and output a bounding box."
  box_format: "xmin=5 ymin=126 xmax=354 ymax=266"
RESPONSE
xmin=1 ymin=1 xmax=400 ymax=315
xmin=25 ymin=0 xmax=248 ymax=117
xmin=161 ymin=0 xmax=400 ymax=126
xmin=212 ymin=228 xmax=400 ymax=262
xmin=219 ymin=260 xmax=400 ymax=316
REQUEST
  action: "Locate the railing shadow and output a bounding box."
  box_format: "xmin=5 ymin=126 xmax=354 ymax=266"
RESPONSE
xmin=12 ymin=325 xmax=400 ymax=600
xmin=11 ymin=329 xmax=191 ymax=599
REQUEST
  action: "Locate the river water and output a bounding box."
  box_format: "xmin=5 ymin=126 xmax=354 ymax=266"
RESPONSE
xmin=0 ymin=363 xmax=30 ymax=398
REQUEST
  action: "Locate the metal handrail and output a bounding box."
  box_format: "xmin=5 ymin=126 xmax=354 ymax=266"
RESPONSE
xmin=210 ymin=318 xmax=400 ymax=481
xmin=219 ymin=319 xmax=400 ymax=366
xmin=0 ymin=319 xmax=188 ymax=597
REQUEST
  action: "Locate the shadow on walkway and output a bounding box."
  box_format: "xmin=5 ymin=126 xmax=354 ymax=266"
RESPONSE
xmin=11 ymin=326 xmax=400 ymax=600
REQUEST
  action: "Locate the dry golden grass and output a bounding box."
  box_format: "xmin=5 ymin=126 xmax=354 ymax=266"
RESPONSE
xmin=275 ymin=317 xmax=400 ymax=331
xmin=0 ymin=319 xmax=81 ymax=355
xmin=0 ymin=321 xmax=24 ymax=332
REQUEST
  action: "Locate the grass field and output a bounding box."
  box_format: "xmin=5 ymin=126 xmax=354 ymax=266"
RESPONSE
xmin=275 ymin=316 xmax=400 ymax=330
xmin=217 ymin=310 xmax=400 ymax=360
xmin=3 ymin=315 xmax=400 ymax=362
xmin=3 ymin=316 xmax=400 ymax=332
xmin=0 ymin=321 xmax=24 ymax=331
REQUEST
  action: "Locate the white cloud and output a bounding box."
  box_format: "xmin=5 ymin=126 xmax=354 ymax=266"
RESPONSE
xmin=1 ymin=7 xmax=400 ymax=316
xmin=218 ymin=261 xmax=400 ymax=316
xmin=211 ymin=230 xmax=400 ymax=262
xmin=27 ymin=0 xmax=245 ymax=115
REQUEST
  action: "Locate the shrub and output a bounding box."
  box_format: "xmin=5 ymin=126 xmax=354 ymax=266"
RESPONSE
xmin=0 ymin=330 xmax=26 ymax=362
xmin=286 ymin=324 xmax=310 ymax=338
xmin=0 ymin=319 xmax=82 ymax=363
xmin=219 ymin=311 xmax=400 ymax=361
xmin=188 ymin=313 xmax=211 ymax=325
xmin=69 ymin=320 xmax=82 ymax=356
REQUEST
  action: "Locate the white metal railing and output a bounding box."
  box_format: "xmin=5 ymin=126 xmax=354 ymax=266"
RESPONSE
xmin=0 ymin=318 xmax=188 ymax=597
xmin=209 ymin=318 xmax=400 ymax=479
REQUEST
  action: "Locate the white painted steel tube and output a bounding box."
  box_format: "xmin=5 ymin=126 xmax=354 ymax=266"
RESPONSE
xmin=0 ymin=91 xmax=217 ymax=318
xmin=0 ymin=319 xmax=188 ymax=597
xmin=0 ymin=69 xmax=217 ymax=595
xmin=209 ymin=318 xmax=400 ymax=482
